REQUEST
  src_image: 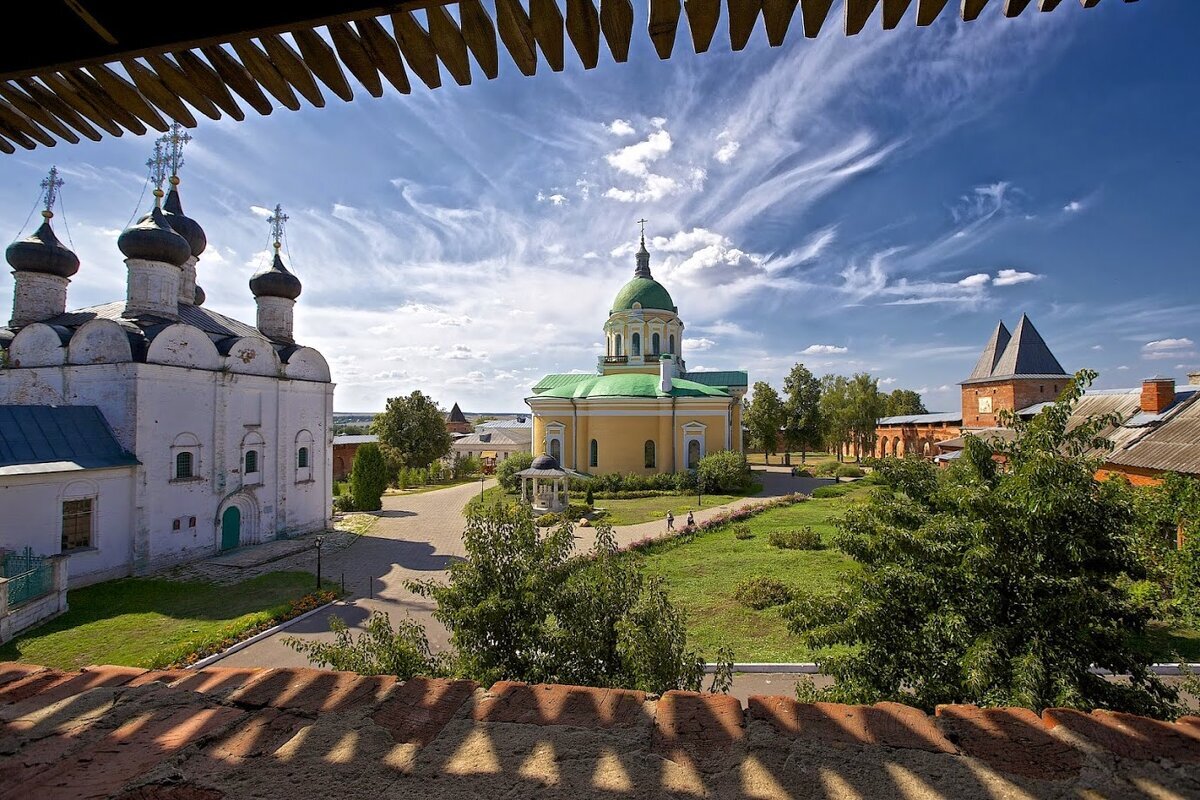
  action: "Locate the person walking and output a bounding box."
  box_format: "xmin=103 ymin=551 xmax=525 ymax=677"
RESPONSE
xmin=686 ymin=510 xmax=695 ymax=528
xmin=666 ymin=511 xmax=675 ymax=532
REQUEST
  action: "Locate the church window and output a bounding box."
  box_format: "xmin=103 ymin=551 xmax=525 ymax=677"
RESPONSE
xmin=644 ymin=440 xmax=656 ymax=469
xmin=652 ymin=333 xmax=660 ymax=354
xmin=188 ymin=517 xmax=196 ymax=528
xmin=173 ymin=519 xmax=182 ymax=531
xmin=245 ymin=450 xmax=259 ymax=475
xmin=549 ymin=438 xmax=562 ymax=462
xmin=297 ymin=447 xmax=310 ymax=468
xmin=590 ymin=439 xmax=599 ymax=468
xmin=669 ymin=334 xmax=675 ymax=354
xmin=615 ymin=334 xmax=623 ymax=356
xmin=687 ymin=439 xmax=701 ymax=469
xmin=632 ymin=333 xmax=641 ymax=356
xmin=175 ymin=451 xmax=194 ymax=480
xmin=61 ymin=498 xmax=94 ymax=551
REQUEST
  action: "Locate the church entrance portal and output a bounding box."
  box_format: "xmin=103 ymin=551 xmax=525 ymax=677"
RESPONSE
xmin=221 ymin=506 xmax=241 ymax=551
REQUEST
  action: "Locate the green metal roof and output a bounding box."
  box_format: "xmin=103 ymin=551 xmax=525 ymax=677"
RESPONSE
xmin=611 ymin=277 xmax=675 ymax=313
xmin=531 ymin=373 xmax=593 ymax=393
xmin=533 ymin=372 xmax=730 ymax=400
xmin=683 ymin=370 xmax=748 ymax=389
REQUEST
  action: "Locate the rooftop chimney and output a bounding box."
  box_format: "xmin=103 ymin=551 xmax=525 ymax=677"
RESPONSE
xmin=1189 ymin=372 xmax=1200 ymax=387
xmin=660 ymin=354 xmax=675 ymax=394
xmin=1141 ymin=378 xmax=1175 ymax=414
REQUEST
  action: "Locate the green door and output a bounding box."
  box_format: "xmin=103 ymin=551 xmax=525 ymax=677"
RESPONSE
xmin=220 ymin=507 xmax=240 ymax=551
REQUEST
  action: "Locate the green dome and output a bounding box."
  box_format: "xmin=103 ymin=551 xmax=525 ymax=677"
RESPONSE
xmin=611 ymin=277 xmax=675 ymax=313
xmin=537 ymin=373 xmax=728 ymax=400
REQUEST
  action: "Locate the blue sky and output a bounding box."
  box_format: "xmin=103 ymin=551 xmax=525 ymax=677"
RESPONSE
xmin=1 ymin=1 xmax=1197 ymax=413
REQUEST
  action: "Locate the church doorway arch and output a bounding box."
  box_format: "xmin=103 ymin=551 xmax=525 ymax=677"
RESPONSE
xmin=221 ymin=507 xmax=240 ymax=551
xmin=217 ymin=493 xmax=259 ymax=551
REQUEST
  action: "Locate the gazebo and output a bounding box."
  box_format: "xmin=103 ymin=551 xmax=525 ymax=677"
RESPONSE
xmin=516 ymin=454 xmax=578 ymax=513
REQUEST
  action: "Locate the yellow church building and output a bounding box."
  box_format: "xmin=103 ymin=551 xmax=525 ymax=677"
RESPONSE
xmin=526 ymin=234 xmax=747 ymax=474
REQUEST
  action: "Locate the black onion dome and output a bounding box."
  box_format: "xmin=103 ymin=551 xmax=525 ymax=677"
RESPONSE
xmin=531 ymin=454 xmax=561 ymax=470
xmin=6 ymin=219 xmax=80 ymax=278
xmin=249 ymin=252 xmax=302 ymax=300
xmin=193 ymin=284 xmax=206 ymax=306
xmin=162 ymin=185 xmax=207 ymax=258
xmin=118 ymin=206 xmax=191 ymax=266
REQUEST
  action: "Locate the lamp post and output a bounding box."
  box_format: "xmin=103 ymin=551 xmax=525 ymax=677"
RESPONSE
xmin=697 ymin=474 xmax=703 ymax=509
xmin=480 ymin=474 xmax=485 ymax=498
xmin=315 ymin=535 xmax=324 ymax=590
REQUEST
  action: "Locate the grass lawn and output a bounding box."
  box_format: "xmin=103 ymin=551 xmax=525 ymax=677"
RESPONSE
xmin=638 ymin=484 xmax=873 ymax=662
xmin=595 ymin=492 xmax=750 ymax=526
xmin=0 ymin=572 xmax=336 ymax=670
xmin=385 ymin=476 xmax=482 ymax=497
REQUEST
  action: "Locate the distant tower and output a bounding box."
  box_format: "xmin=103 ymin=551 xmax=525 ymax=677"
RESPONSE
xmin=959 ymin=314 xmax=1071 ymax=428
xmin=120 ymin=140 xmax=191 ymax=318
xmin=446 ymin=402 xmax=471 ymax=434
xmin=6 ymin=167 xmax=80 ymax=328
xmin=249 ymin=204 xmax=303 ymax=342
xmin=159 ymin=123 xmax=208 ymax=306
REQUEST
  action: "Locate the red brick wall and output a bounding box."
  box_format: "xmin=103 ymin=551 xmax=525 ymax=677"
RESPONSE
xmin=961 ymin=379 xmax=1066 ymax=428
xmin=873 ymin=423 xmax=962 ymax=458
xmin=1141 ymin=380 xmax=1175 ymax=414
xmin=1095 ymin=464 xmax=1165 ymax=487
xmin=333 ymin=442 xmax=363 ymax=481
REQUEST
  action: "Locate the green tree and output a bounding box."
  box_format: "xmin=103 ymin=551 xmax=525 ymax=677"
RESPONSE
xmin=847 ymin=373 xmax=885 ymax=462
xmin=884 ymin=389 xmax=927 ymax=417
xmin=786 ymin=371 xmax=1179 ymax=718
xmin=349 ymin=442 xmax=389 ymax=512
xmin=497 ymin=451 xmax=535 ymax=493
xmin=745 ymin=381 xmax=786 ymax=464
xmin=372 ymin=391 xmax=453 ymax=470
xmin=783 ymin=363 xmax=823 ymax=463
xmin=696 ymin=450 xmax=752 ymax=493
xmin=819 ymin=374 xmax=852 ymax=460
xmin=285 ymin=612 xmax=443 ymax=679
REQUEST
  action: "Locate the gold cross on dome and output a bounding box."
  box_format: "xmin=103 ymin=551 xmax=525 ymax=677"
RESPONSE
xmin=146 ymin=140 xmax=168 ymax=201
xmin=161 ymin=122 xmax=192 ymax=180
xmin=39 ymin=166 xmax=63 ymax=218
xmin=268 ymin=204 xmax=289 ymax=250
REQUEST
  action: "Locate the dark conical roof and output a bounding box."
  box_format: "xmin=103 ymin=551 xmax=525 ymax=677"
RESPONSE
xmin=249 ymin=251 xmax=302 ymax=300
xmin=193 ymin=284 xmax=206 ymax=306
xmin=966 ymin=321 xmax=1011 ymax=381
xmin=531 ymin=454 xmax=560 ymax=470
xmin=447 ymin=402 xmax=468 ymax=423
xmin=990 ymin=314 xmax=1069 ymax=378
xmin=119 ymin=205 xmax=191 ymax=266
xmin=634 ymin=234 xmax=652 ymax=279
xmin=6 ymin=217 xmax=80 ymax=278
xmin=162 ymin=184 xmax=207 ymax=258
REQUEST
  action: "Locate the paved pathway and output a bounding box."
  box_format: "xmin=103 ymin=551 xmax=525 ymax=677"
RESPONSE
xmin=218 ymin=467 xmax=831 ymax=669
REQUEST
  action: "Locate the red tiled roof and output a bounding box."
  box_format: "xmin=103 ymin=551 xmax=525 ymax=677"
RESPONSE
xmin=1 ymin=661 xmax=1198 ymax=798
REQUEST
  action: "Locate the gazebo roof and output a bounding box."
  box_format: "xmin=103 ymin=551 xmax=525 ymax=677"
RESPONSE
xmin=517 ymin=454 xmax=585 ymax=479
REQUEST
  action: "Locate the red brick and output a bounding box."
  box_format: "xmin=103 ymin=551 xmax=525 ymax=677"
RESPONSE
xmin=749 ymin=696 xmax=956 ymax=754
xmin=653 ymin=691 xmax=744 ymax=770
xmin=171 ymin=667 xmax=267 ymax=697
xmin=474 ymin=681 xmax=646 ymax=729
xmin=935 ymin=705 xmax=1082 ymax=780
xmin=226 ymin=667 xmax=395 ymax=714
xmin=114 ymin=784 xmax=224 ymax=800
xmin=1043 ymin=708 xmax=1200 ymax=762
xmin=126 ymin=669 xmax=191 ymax=688
xmin=203 ymin=707 xmax=307 ymax=763
xmin=372 ymin=677 xmax=477 ymax=747
xmin=0 ymin=670 xmax=71 ymax=705
xmin=0 ymin=663 xmax=45 ymax=688
xmin=25 ymin=704 xmax=244 ymax=799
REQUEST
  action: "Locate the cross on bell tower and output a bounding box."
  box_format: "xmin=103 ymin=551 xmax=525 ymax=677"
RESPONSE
xmin=634 ymin=217 xmax=651 ymax=278
xmin=161 ymin=122 xmax=192 ymax=183
xmin=146 ymin=140 xmax=168 ymax=204
xmin=268 ymin=204 xmax=289 ymax=251
xmin=39 ymin=166 xmax=64 ymax=220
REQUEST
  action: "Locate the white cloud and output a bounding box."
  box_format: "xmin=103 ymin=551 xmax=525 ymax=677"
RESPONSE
xmin=993 ymin=269 xmax=1041 ymax=286
xmin=957 ymin=273 xmax=991 ymax=289
xmin=802 ymin=344 xmax=849 ymax=355
xmin=606 ymin=130 xmax=672 ymax=177
xmin=1091 ymin=345 xmax=1103 ymax=351
xmin=1143 ymin=338 xmax=1193 ymax=351
xmin=603 ymin=174 xmax=680 ymax=203
xmin=249 ymin=205 xmax=273 ymax=218
xmin=1063 ymin=200 xmax=1084 ymax=213
xmin=715 ymin=130 xmax=740 ymax=164
xmin=879 ymin=377 xmax=897 ymax=386
xmin=447 ymin=370 xmax=486 ymax=385
xmin=684 ymin=337 xmax=716 ymax=351
xmin=606 ymin=119 xmax=635 ymax=136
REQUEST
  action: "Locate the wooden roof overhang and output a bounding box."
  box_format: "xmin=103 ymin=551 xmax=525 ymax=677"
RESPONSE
xmin=0 ymin=0 xmax=1133 ymax=154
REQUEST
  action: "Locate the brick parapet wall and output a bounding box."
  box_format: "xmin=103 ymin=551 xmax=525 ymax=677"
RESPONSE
xmin=1 ymin=662 xmax=1197 ymax=798
xmin=961 ymin=378 xmax=1067 ymax=429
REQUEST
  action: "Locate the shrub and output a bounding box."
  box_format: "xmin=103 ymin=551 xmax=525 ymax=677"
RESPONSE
xmin=792 ymin=467 xmax=813 ymax=478
xmin=565 ymin=502 xmax=591 ymax=520
xmin=696 ymin=451 xmax=753 ymax=493
xmin=332 ymin=494 xmax=356 ymax=513
xmin=769 ymin=527 xmax=822 ymax=550
xmin=836 ymin=464 xmax=865 ymax=479
xmin=498 ymin=451 xmax=534 ymax=493
xmin=535 ymin=512 xmax=560 ymax=528
xmin=813 ymin=461 xmax=839 ymax=477
xmin=733 ymin=524 xmax=753 ymax=540
xmin=811 ymin=483 xmax=861 ymax=499
xmin=734 ymin=577 xmax=793 ymax=609
xmin=585 ymin=486 xmax=594 ymax=507
xmin=285 ymin=611 xmax=442 ymax=679
xmin=350 ymin=442 xmax=389 ymax=512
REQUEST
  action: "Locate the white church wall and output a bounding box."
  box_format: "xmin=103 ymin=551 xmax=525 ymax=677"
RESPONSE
xmin=67 ymin=319 xmax=132 ymax=365
xmin=8 ymin=323 xmax=67 ymax=368
xmin=145 ymin=324 xmax=220 ymax=370
xmin=0 ymin=363 xmax=139 ymax=450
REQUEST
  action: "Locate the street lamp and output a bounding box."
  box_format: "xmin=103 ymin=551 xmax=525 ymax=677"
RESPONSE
xmin=697 ymin=473 xmax=703 ymax=509
xmin=481 ymin=474 xmax=485 ymax=498
xmin=314 ymin=535 xmax=324 ymax=590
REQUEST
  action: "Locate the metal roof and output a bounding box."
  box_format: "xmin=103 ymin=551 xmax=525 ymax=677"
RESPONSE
xmin=682 ymin=370 xmax=749 ymax=389
xmin=531 ymin=373 xmax=593 ymax=393
xmin=0 ymin=405 xmax=138 ymax=475
xmin=966 ymin=321 xmax=1010 ymax=381
xmin=446 ymin=402 xmax=469 ymax=423
xmin=453 ymin=428 xmax=530 ymax=446
xmin=332 ymin=434 xmax=378 ymax=445
xmin=532 ymin=372 xmax=730 ymax=400
xmin=0 ymin=1 xmax=1120 ymax=155
xmin=1108 ymin=393 xmax=1200 ymax=475
xmin=961 ymin=314 xmax=1070 ymax=385
xmin=877 ymin=411 xmax=962 ymax=426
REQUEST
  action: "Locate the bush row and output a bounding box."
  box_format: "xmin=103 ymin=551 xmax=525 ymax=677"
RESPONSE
xmin=768 ymin=527 xmax=823 ymax=550
xmin=623 ymin=492 xmax=809 ymax=553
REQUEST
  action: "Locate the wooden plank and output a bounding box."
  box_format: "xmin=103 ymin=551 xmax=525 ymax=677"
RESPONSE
xmin=230 ymin=38 xmax=302 ymax=110
xmin=328 ymin=21 xmax=384 ymax=97
xmin=600 ymin=0 xmax=634 ymax=63
xmin=426 ymin=5 xmax=473 ymax=86
xmin=882 ymin=0 xmax=914 ymax=27
xmin=14 ymin=77 xmax=103 ymax=141
xmin=684 ymin=0 xmax=721 ymax=53
xmin=87 ymin=63 xmax=169 ymax=131
xmin=392 ymin=11 xmax=443 ymax=89
xmin=355 ymin=17 xmax=412 ymax=94
xmin=1080 ymin=0 xmax=1100 ymax=7
xmin=0 ymin=81 xmax=81 ymax=143
xmin=846 ymin=0 xmax=912 ymax=32
xmin=961 ymin=0 xmax=990 ymax=20
xmin=260 ymin=33 xmax=326 ymax=107
xmin=145 ymin=54 xmax=223 ymax=120
xmin=916 ymin=0 xmax=952 ymax=24
xmin=458 ymin=0 xmax=500 ymax=79
xmin=173 ymin=49 xmax=246 ymax=119
xmin=1038 ymin=0 xmax=1064 ymax=10
xmin=531 ymin=0 xmax=566 ymax=72
xmin=199 ymin=45 xmax=274 ymax=115
xmin=761 ymin=0 xmax=797 ymax=45
xmin=293 ymin=27 xmax=355 ymax=101
xmin=565 ymin=0 xmax=601 ymax=68
xmin=0 ymin=97 xmax=53 ymax=147
xmin=1003 ymin=0 xmax=1033 ymax=14
xmin=62 ymin=68 xmax=147 ymax=134
xmin=648 ymin=0 xmax=682 ymax=60
xmin=0 ymin=134 xmax=16 ymax=155
xmin=121 ymin=58 xmax=200 ymax=127
xmin=39 ymin=71 xmax=124 ymax=136
xmin=728 ymin=0 xmax=762 ymax=50
xmin=496 ymin=0 xmax=538 ymax=76
xmin=798 ymin=0 xmax=834 ymax=37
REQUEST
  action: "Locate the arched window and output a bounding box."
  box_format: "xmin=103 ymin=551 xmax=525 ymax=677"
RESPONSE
xmin=687 ymin=439 xmax=701 ymax=469
xmin=297 ymin=447 xmax=309 ymax=468
xmin=175 ymin=451 xmax=194 ymax=479
xmin=669 ymin=334 xmax=676 ymax=354
xmin=549 ymin=438 xmax=562 ymax=462
xmin=245 ymin=450 xmax=259 ymax=475
xmin=590 ymin=439 xmax=599 ymax=468
xmin=631 ymin=332 xmax=641 ymax=356
xmin=651 ymin=333 xmax=660 ymax=355
xmin=615 ymin=334 xmax=623 ymax=356
xmin=644 ymin=440 xmax=656 ymax=469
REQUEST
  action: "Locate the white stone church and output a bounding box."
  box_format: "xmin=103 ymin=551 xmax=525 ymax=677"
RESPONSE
xmin=0 ymin=136 xmax=333 ymax=587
